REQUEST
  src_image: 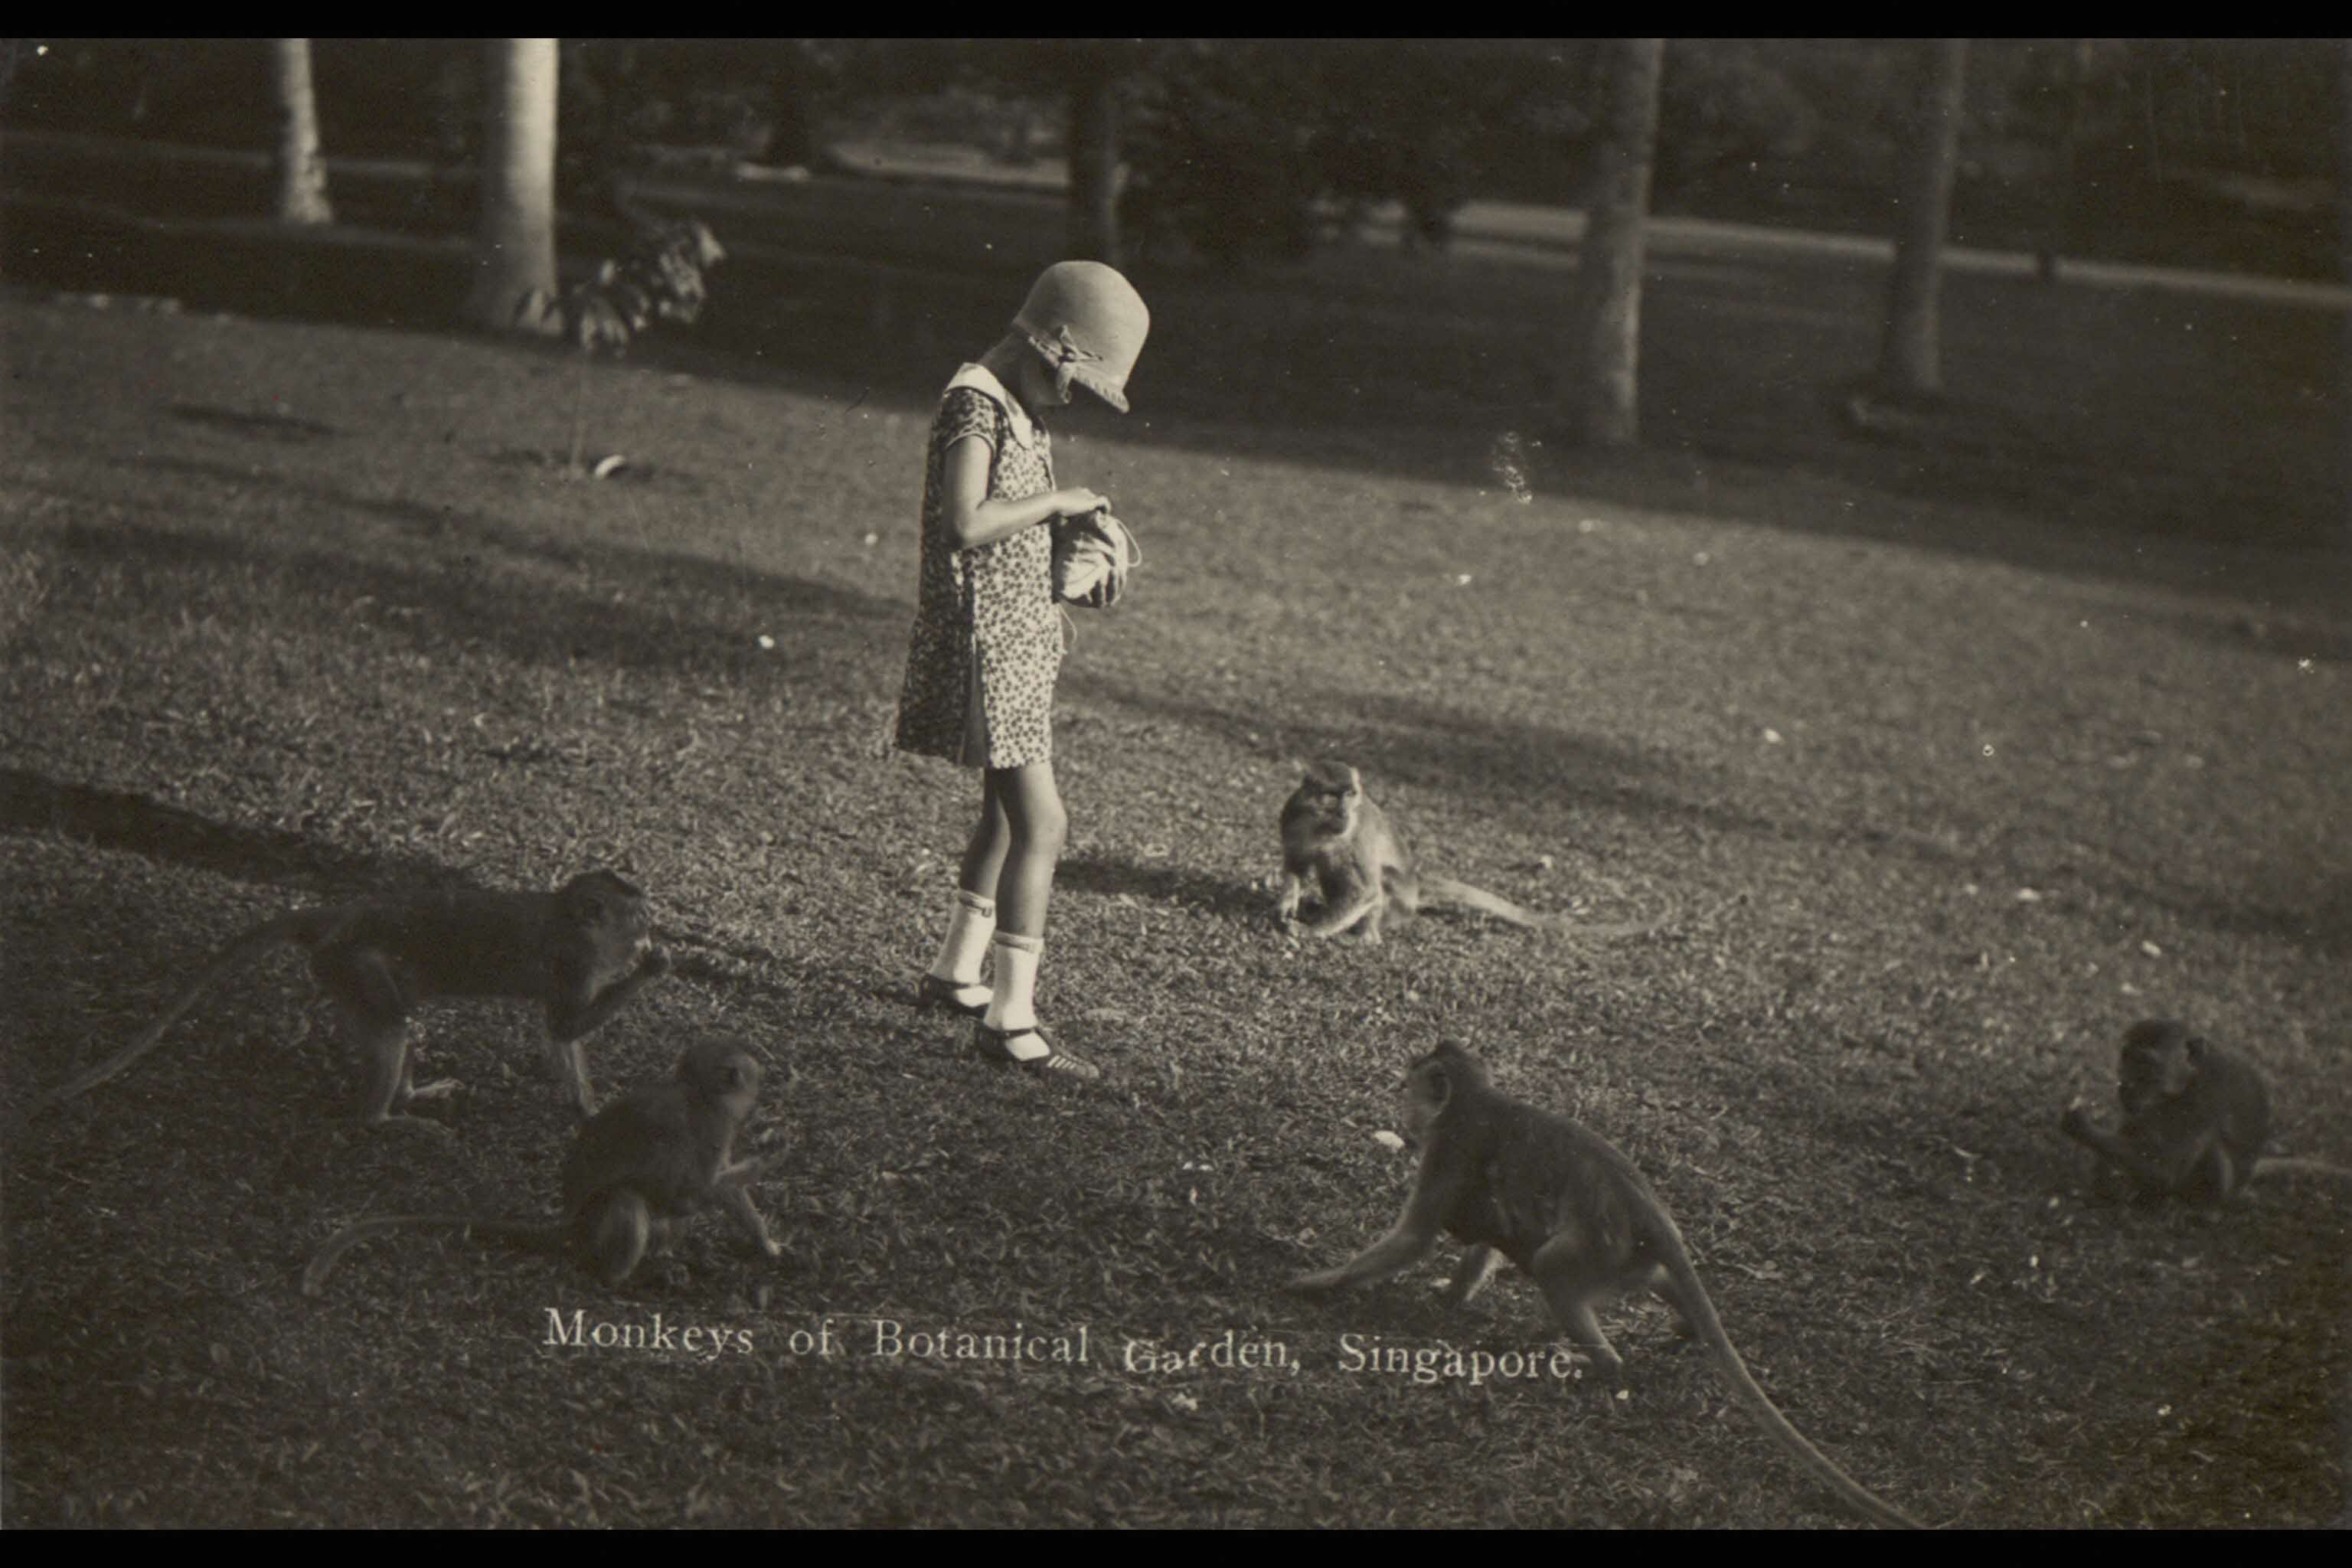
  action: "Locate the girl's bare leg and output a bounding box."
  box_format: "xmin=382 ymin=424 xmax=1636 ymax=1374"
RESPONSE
xmin=959 ymin=772 xmax=1014 ymax=899
xmin=922 ymin=774 xmax=1014 ymax=1013
xmin=982 ymin=761 xmax=1069 ymax=1051
xmin=990 ymin=761 xmax=1066 ymax=939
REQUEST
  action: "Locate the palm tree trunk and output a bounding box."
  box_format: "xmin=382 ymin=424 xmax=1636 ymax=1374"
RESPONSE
xmin=1067 ymin=70 xmax=1122 ymax=267
xmin=271 ymin=39 xmax=333 ymax=225
xmin=768 ymin=41 xmax=817 ymax=169
xmin=2038 ymin=39 xmax=2089 ymax=283
xmin=462 ymin=38 xmax=562 ymax=335
xmin=2338 ymin=40 xmax=2350 ymax=543
xmin=1878 ymin=39 xmax=1969 ymax=399
xmin=1560 ymin=38 xmax=1665 ymax=448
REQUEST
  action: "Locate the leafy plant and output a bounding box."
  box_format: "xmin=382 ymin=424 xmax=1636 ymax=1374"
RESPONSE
xmin=521 ymin=216 xmax=725 ymax=477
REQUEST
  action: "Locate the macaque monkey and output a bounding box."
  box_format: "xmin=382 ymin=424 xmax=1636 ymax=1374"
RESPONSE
xmin=302 ymin=1037 xmax=782 ymax=1295
xmin=1290 ymin=1043 xmax=1922 ymax=1530
xmin=1276 ymin=761 xmax=1655 ymax=944
xmin=2060 ymin=1019 xmax=2351 ymax=1203
xmin=24 ymin=871 xmax=668 ymax=1131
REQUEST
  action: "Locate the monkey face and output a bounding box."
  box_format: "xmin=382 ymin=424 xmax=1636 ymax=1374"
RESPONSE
xmin=2118 ymin=1021 xmax=2200 ymax=1112
xmin=678 ymin=1038 xmax=764 ymax=1109
xmin=563 ymin=871 xmax=655 ymax=941
xmin=1295 ymin=762 xmax=1363 ymax=828
xmin=1399 ymin=1073 xmax=1446 ymax=1147
xmin=1400 ymin=1045 xmax=1475 ymax=1144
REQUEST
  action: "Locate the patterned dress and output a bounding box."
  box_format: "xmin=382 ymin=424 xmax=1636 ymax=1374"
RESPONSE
xmin=893 ymin=364 xmax=1062 ymax=769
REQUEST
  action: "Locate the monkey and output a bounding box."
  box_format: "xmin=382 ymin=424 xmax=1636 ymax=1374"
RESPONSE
xmin=1289 ymin=1043 xmax=1923 ymax=1530
xmin=302 ymin=1036 xmax=782 ymax=1295
xmin=22 ymin=870 xmax=668 ymax=1132
xmin=1276 ymin=760 xmax=1658 ymax=944
xmin=2060 ymin=1019 xmax=2352 ymax=1203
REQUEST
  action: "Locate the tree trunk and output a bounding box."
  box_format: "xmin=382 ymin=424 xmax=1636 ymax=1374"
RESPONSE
xmin=767 ymin=41 xmax=817 ymax=170
xmin=271 ymin=39 xmax=333 ymax=225
xmin=2038 ymin=39 xmax=2089 ymax=283
xmin=2339 ymin=40 xmax=2350 ymax=542
xmin=462 ymin=38 xmax=562 ymax=335
xmin=1878 ymin=39 xmax=1969 ymax=400
xmin=1067 ymin=71 xmax=1122 ymax=267
xmin=1560 ymin=38 xmax=1664 ymax=448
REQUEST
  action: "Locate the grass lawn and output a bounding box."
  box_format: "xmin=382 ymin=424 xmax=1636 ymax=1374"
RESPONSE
xmin=0 ymin=183 xmax=2347 ymax=1527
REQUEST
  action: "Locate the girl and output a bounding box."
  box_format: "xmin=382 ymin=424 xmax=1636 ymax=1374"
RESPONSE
xmin=893 ymin=260 xmax=1151 ymax=1083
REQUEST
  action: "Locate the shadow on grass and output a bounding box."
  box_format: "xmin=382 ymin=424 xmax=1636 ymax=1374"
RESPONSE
xmin=1073 ymin=674 xmax=2352 ymax=956
xmin=1057 ymin=852 xmax=1266 ymax=920
xmin=165 ymin=402 xmax=343 ymax=443
xmin=2090 ymin=868 xmax=2352 ymax=959
xmin=2135 ymin=603 xmax=2352 ymax=669
xmin=9 ymin=181 xmax=2341 ymax=616
xmin=34 ymin=479 xmax=904 ymax=689
xmin=0 ymin=766 xmax=463 ymax=899
xmin=1070 ymin=668 xmax=1792 ymax=843
xmin=0 ymin=776 xmax=867 ymax=1093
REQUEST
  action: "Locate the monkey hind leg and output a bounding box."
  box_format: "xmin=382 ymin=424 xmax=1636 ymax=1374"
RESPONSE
xmin=590 ymin=1192 xmax=654 ymax=1285
xmin=1548 ymin=1294 xmax=1626 ymax=1388
xmin=2190 ymin=1145 xmax=2245 ymax=1204
xmin=1648 ymin=1263 xmax=1705 ymax=1344
xmin=720 ymin=1181 xmax=784 ymax=1259
xmin=394 ymin=1025 xmax=460 ymax=1103
xmin=547 ymin=1037 xmax=596 ymax=1119
xmin=1444 ymin=1245 xmax=1504 ymax=1306
xmin=1531 ymin=1239 xmax=1645 ymax=1387
xmin=1302 ymin=886 xmax=1382 ymax=941
xmin=343 ymin=1007 xmax=453 ymax=1137
xmin=1275 ymin=870 xmax=1306 ymax=924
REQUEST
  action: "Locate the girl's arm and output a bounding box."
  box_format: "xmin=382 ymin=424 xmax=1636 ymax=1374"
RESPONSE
xmin=939 ymin=436 xmax=1107 ymax=552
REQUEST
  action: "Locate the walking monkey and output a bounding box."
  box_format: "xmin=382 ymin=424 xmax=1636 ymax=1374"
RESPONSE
xmin=23 ymin=871 xmax=668 ymax=1131
xmin=1291 ymin=1043 xmax=1923 ymax=1530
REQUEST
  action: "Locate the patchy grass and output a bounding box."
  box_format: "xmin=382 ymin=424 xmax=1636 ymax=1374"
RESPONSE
xmin=0 ymin=194 xmax=2346 ymax=1531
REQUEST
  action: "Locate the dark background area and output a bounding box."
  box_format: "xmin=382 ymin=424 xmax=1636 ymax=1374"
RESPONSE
xmin=4 ymin=38 xmax=2344 ymax=279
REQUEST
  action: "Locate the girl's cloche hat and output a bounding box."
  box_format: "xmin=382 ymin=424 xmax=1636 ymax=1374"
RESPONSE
xmin=1012 ymin=260 xmax=1150 ymax=413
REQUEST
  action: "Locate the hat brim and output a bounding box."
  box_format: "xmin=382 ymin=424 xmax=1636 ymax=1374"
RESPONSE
xmin=1068 ymin=364 xmax=1130 ymax=413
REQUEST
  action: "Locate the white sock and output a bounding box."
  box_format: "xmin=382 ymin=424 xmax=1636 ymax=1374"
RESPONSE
xmin=928 ymin=890 xmax=995 ymax=1004
xmin=983 ymin=932 xmax=1047 ymax=1057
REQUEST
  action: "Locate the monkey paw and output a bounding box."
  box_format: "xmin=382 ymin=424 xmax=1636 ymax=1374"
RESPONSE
xmin=405 ymin=1077 xmax=463 ymax=1102
xmin=639 ymin=948 xmax=675 ymax=978
xmin=369 ymin=1112 xmax=456 ymax=1140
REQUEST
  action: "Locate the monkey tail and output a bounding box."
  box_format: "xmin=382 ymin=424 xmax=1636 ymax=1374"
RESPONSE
xmin=302 ymin=1214 xmax=570 ymax=1298
xmin=2252 ymin=1155 xmax=2352 ymax=1184
xmin=23 ymin=911 xmax=340 ymax=1117
xmin=1416 ymin=874 xmax=1558 ymax=932
xmin=1419 ymin=874 xmax=1664 ymax=939
xmin=1645 ymin=1209 xmax=1924 ymax=1529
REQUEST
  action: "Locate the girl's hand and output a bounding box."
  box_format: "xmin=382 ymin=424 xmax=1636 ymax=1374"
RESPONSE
xmin=1054 ymin=488 xmax=1110 ymax=518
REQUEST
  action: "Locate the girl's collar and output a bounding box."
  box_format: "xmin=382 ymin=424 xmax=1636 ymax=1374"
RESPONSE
xmin=946 ymin=362 xmax=1047 ymax=451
